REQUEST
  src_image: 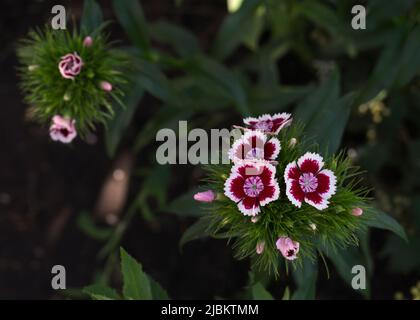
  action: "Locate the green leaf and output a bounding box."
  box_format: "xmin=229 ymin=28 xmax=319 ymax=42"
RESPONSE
xmin=83 ymin=284 xmax=121 ymax=300
xmin=77 ymin=211 xmax=113 ymax=241
xmin=149 ymin=277 xmax=170 ymax=300
xmin=120 ymin=247 xmax=152 ymax=300
xmin=187 ymin=55 xmax=249 ymax=115
xmin=164 ymin=188 xmax=207 ymax=217
xmin=249 ymin=85 xmax=312 ymax=113
xmin=394 ymin=26 xmax=420 ymax=88
xmin=251 ymin=282 xmax=274 ymax=300
xmin=81 ymin=0 xmax=103 ymax=33
xmin=135 ymin=58 xmax=175 ymax=102
xmin=282 ymin=287 xmax=290 ymax=300
xmin=292 ymin=257 xmax=317 ymax=300
xmin=294 ymin=69 xmax=352 ymax=154
xmin=365 ymin=208 xmax=408 ymax=242
xmin=320 ymin=245 xmax=370 ymax=298
xmin=134 ymin=105 xmax=194 ymax=152
xmin=213 ymin=0 xmax=263 ymax=59
xmin=150 ymin=21 xmax=200 ymax=57
xmin=105 ymin=82 xmax=144 ymax=157
xmin=179 ymin=216 xmax=212 ymax=249
xmin=113 ymin=0 xmax=150 ymax=52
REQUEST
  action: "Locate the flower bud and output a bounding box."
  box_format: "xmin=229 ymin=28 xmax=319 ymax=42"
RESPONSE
xmin=100 ymin=81 xmax=113 ymax=92
xmin=83 ymin=36 xmax=93 ymax=47
xmin=256 ymin=241 xmax=265 ymax=255
xmin=193 ymin=190 xmax=216 ymax=203
xmin=351 ymin=207 xmax=363 ymax=216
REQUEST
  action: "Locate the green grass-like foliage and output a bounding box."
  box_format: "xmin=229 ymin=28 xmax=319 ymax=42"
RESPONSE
xmin=17 ymin=25 xmax=127 ymax=136
xmin=202 ymin=123 xmax=371 ymax=275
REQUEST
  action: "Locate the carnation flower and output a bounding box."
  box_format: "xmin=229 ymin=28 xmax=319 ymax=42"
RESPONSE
xmin=243 ymin=113 xmax=292 ymax=134
xmin=284 ymin=152 xmax=337 ymax=210
xmin=224 ymin=162 xmax=279 ymax=216
xmin=58 ymin=52 xmax=83 ymax=80
xmin=276 ymin=236 xmax=300 ymax=260
xmin=49 ymin=115 xmax=77 ymax=143
xmin=229 ymin=130 xmax=280 ymax=163
xmin=18 ymin=26 xmax=128 ymax=139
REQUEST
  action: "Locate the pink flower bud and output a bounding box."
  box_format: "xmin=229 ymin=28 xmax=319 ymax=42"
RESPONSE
xmin=289 ymin=137 xmax=297 ymax=147
xmin=276 ymin=236 xmax=300 ymax=261
xmin=100 ymin=81 xmax=113 ymax=92
xmin=351 ymin=207 xmax=363 ymax=216
xmin=256 ymin=241 xmax=265 ymax=255
xmin=49 ymin=115 xmax=77 ymax=143
xmin=193 ymin=190 xmax=216 ymax=203
xmin=58 ymin=52 xmax=83 ymax=80
xmin=251 ymin=216 xmax=260 ymax=223
xmin=83 ymin=36 xmax=93 ymax=47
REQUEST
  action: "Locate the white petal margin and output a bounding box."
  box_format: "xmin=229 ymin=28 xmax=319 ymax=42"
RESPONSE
xmin=284 ymin=161 xmax=298 ymax=182
xmin=228 ymin=135 xmax=245 ymax=163
xmin=259 ymin=179 xmax=280 ymax=206
xmin=267 ymin=137 xmax=281 ymax=160
xmin=223 ymin=172 xmax=243 ymax=202
xmin=297 ymin=152 xmax=325 ymax=171
xmin=272 ymin=112 xmax=292 ymax=133
xmin=285 ymin=179 xmax=302 ymax=208
xmin=238 ymin=201 xmax=261 ymax=216
xmin=305 ymin=196 xmax=329 ymax=210
xmin=243 ymin=129 xmax=267 ymax=145
xmin=318 ymin=169 xmax=337 ymax=200
xmin=243 ymin=114 xmax=272 ymax=125
xmin=243 ymin=116 xmax=259 ymax=125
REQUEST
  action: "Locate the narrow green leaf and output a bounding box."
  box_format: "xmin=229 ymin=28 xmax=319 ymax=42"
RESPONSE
xmin=213 ymin=0 xmax=263 ymax=59
xmin=294 ymin=69 xmax=352 ymax=154
xmin=321 ymin=245 xmax=370 ymax=298
xmin=282 ymin=287 xmax=290 ymax=300
xmin=292 ymin=257 xmax=317 ymax=300
xmin=179 ymin=216 xmax=212 ymax=249
xmin=365 ymin=208 xmax=408 ymax=242
xmin=105 ymin=83 xmax=144 ymax=157
xmin=149 ymin=277 xmax=170 ymax=300
xmin=113 ymin=0 xmax=150 ymax=52
xmin=187 ymin=55 xmax=249 ymax=115
xmin=83 ymin=284 xmax=121 ymax=300
xmin=77 ymin=211 xmax=113 ymax=241
xmin=120 ymin=247 xmax=152 ymax=300
xmin=81 ymin=0 xmax=103 ymax=33
xmin=150 ymin=20 xmax=200 ymax=57
xmin=164 ymin=188 xmax=207 ymax=217
xmin=251 ymin=282 xmax=274 ymax=300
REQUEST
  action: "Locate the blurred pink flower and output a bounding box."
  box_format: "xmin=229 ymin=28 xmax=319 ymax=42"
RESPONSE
xmin=83 ymin=36 xmax=93 ymax=47
xmin=193 ymin=190 xmax=216 ymax=203
xmin=256 ymin=241 xmax=265 ymax=255
xmin=49 ymin=115 xmax=77 ymax=143
xmin=276 ymin=236 xmax=300 ymax=260
xmin=58 ymin=52 xmax=83 ymax=80
xmin=100 ymin=81 xmax=113 ymax=92
xmin=351 ymin=207 xmax=363 ymax=216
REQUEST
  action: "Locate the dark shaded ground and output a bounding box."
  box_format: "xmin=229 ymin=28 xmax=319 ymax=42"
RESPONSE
xmin=0 ymin=0 xmax=415 ymax=300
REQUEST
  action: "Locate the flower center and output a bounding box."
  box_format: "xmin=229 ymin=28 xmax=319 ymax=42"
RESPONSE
xmin=287 ymin=249 xmax=295 ymax=257
xmin=245 ymin=148 xmax=264 ymax=160
xmin=255 ymin=120 xmax=273 ymax=131
xmin=60 ymin=128 xmax=69 ymax=137
xmin=299 ymin=172 xmax=318 ymax=193
xmin=243 ymin=176 xmax=264 ymax=197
